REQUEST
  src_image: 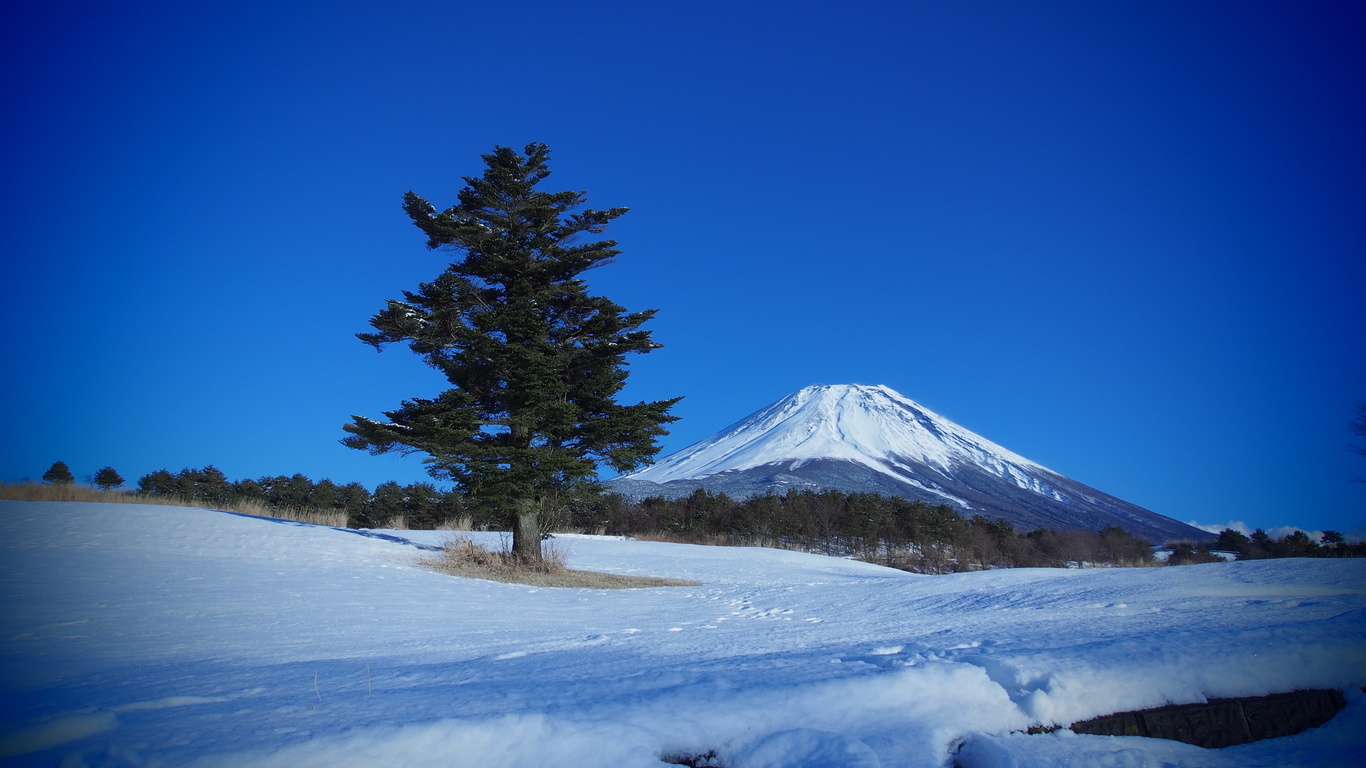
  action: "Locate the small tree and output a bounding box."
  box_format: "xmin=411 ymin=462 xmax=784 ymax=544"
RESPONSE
xmin=1214 ymin=527 xmax=1250 ymax=552
xmin=42 ymin=461 xmax=74 ymax=485
xmin=92 ymin=467 xmax=125 ymax=491
xmin=138 ymin=469 xmax=178 ymax=497
xmin=343 ymin=143 xmax=680 ymax=560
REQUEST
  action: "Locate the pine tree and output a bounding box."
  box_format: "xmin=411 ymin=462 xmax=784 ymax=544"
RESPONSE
xmin=343 ymin=143 xmax=680 ymax=560
xmin=138 ymin=469 xmax=178 ymax=497
xmin=92 ymin=466 xmax=125 ymax=491
xmin=42 ymin=461 xmax=74 ymax=485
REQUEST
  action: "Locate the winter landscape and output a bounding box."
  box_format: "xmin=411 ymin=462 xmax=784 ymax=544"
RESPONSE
xmin=6 ymin=5 xmax=1364 ymax=766
xmin=3 ymin=499 xmax=1364 ymax=767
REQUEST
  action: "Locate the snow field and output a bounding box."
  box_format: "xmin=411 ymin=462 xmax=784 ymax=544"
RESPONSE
xmin=1 ymin=500 xmax=1364 ymax=767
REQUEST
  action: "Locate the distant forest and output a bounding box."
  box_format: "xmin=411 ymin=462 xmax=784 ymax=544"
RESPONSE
xmin=116 ymin=466 xmax=1365 ymax=572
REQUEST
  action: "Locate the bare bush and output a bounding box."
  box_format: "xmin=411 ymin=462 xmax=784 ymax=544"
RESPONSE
xmin=436 ymin=515 xmax=475 ymax=531
xmin=423 ymin=535 xmax=700 ymax=589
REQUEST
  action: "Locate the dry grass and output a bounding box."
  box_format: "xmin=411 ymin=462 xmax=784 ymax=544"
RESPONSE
xmin=0 ymin=482 xmax=348 ymax=527
xmin=423 ymin=535 xmax=701 ymax=589
xmin=228 ymin=498 xmax=349 ymax=527
xmin=2 ymin=482 xmax=177 ymax=505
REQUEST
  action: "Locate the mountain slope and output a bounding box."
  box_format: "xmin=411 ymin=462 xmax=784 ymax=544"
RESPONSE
xmin=612 ymin=384 xmax=1210 ymax=543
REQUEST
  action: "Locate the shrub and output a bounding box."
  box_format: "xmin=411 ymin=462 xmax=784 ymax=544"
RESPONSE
xmin=423 ymin=536 xmax=699 ymax=589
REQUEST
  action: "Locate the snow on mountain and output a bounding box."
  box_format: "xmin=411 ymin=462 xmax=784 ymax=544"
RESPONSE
xmin=2 ymin=500 xmax=1364 ymax=767
xmin=624 ymin=384 xmax=1043 ymax=488
xmin=614 ymin=384 xmax=1210 ymax=543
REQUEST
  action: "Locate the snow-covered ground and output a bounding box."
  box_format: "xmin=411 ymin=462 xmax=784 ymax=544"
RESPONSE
xmin=2 ymin=501 xmax=1364 ymax=767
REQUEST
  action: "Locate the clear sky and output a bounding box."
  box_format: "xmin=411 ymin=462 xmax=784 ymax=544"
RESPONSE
xmin=3 ymin=1 xmax=1363 ymax=536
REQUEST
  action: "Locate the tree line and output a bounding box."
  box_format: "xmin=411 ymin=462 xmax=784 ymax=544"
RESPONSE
xmin=132 ymin=466 xmax=475 ymax=530
xmin=560 ymin=488 xmax=1159 ymax=572
xmin=35 ymin=460 xmax=1363 ymax=572
xmin=1168 ymin=526 xmax=1366 ymax=563
xmin=120 ymin=470 xmax=1157 ymax=571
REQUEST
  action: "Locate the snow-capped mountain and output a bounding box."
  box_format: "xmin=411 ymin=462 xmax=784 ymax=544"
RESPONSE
xmin=612 ymin=384 xmax=1210 ymax=543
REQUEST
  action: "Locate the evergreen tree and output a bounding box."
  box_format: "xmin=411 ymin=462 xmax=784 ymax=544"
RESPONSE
xmin=230 ymin=478 xmax=266 ymax=504
xmin=42 ymin=461 xmax=74 ymax=485
xmin=268 ymin=473 xmax=315 ymax=509
xmin=138 ymin=469 xmax=178 ymax=497
xmin=181 ymin=466 xmax=231 ymax=505
xmin=1215 ymin=528 xmax=1250 ymax=552
xmin=403 ymin=482 xmax=442 ymax=529
xmin=311 ymin=478 xmax=341 ymax=510
xmin=337 ymin=482 xmax=372 ymax=520
xmin=369 ymin=481 xmax=407 ymax=528
xmin=92 ymin=466 xmax=124 ymax=491
xmin=343 ymin=143 xmax=680 ymax=560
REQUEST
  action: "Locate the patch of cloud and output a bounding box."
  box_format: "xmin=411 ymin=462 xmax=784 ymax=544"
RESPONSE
xmin=1187 ymin=520 xmax=1251 ymax=535
xmin=1188 ymin=520 xmax=1366 ymax=544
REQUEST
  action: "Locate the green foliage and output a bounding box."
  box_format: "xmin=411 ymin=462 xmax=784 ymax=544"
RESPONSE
xmin=138 ymin=465 xmax=232 ymax=504
xmin=343 ymin=143 xmax=680 ymax=559
xmin=91 ymin=467 xmax=125 ymax=491
xmin=577 ymin=489 xmax=1160 ymax=572
xmin=42 ymin=461 xmax=75 ymax=485
xmin=1190 ymin=527 xmax=1366 ymax=561
xmin=132 ymin=467 xmax=468 ymax=530
xmin=137 ymin=469 xmax=177 ymax=496
xmin=1166 ymin=542 xmax=1224 ymax=565
xmin=1215 ymin=527 xmax=1250 ymax=552
xmin=367 ymin=480 xmax=406 ymax=527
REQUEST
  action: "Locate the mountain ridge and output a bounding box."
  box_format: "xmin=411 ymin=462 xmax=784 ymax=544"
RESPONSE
xmin=612 ymin=384 xmax=1212 ymax=543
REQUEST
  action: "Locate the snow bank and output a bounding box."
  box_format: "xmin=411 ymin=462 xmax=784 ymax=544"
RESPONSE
xmin=2 ymin=501 xmax=1364 ymax=767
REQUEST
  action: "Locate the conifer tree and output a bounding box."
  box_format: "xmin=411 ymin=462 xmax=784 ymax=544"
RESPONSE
xmin=42 ymin=461 xmax=74 ymax=485
xmin=343 ymin=143 xmax=680 ymax=560
xmin=92 ymin=466 xmax=125 ymax=491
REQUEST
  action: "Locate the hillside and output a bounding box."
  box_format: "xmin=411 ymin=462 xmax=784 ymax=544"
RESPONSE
xmin=2 ymin=500 xmax=1364 ymax=767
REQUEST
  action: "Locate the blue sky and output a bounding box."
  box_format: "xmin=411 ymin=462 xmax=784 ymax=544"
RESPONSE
xmin=3 ymin=1 xmax=1363 ymax=536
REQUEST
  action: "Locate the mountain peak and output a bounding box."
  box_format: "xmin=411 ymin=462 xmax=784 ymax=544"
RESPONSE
xmin=623 ymin=383 xmax=1043 ymax=488
xmin=615 ymin=384 xmax=1211 ymax=543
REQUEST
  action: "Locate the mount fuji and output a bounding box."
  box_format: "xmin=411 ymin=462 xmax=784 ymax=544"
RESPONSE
xmin=611 ymin=384 xmax=1210 ymax=543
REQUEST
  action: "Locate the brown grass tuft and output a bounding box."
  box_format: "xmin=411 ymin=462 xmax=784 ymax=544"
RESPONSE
xmin=422 ymin=535 xmax=701 ymax=589
xmin=435 ymin=515 xmax=475 ymax=531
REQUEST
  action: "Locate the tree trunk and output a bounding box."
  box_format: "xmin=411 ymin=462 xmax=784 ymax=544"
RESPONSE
xmin=512 ymin=497 xmax=542 ymax=562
